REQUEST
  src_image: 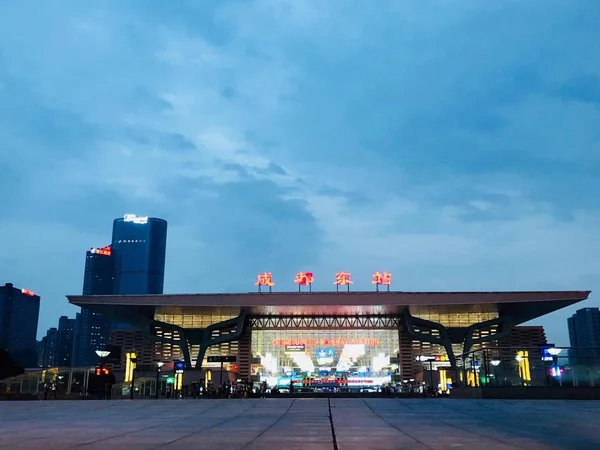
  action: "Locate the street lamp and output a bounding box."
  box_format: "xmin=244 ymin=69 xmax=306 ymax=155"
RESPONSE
xmin=130 ymin=355 xmax=138 ymax=400
xmin=95 ymin=350 xmax=111 ymax=367
xmin=491 ymin=360 xmax=501 ymax=386
xmin=155 ymin=362 xmax=164 ymax=399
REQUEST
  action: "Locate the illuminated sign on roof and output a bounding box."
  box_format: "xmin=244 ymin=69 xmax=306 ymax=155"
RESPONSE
xmin=123 ymin=214 xmax=148 ymax=224
xmin=372 ymin=271 xmax=392 ymax=285
xmin=294 ymin=272 xmax=314 ymax=286
xmin=333 ymin=272 xmax=353 ymax=286
xmin=90 ymin=245 xmax=111 ymax=256
xmin=255 ymin=272 xmax=275 ymax=287
xmin=21 ymin=289 xmax=35 ymax=296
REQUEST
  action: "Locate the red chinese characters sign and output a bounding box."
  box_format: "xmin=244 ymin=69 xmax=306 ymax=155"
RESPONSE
xmin=273 ymin=338 xmax=380 ymax=347
xmin=333 ymin=272 xmax=353 ymax=286
xmin=294 ymin=272 xmax=314 ymax=286
xmin=255 ymin=272 xmax=274 ymax=292
xmin=255 ymin=272 xmax=275 ymax=287
xmin=372 ymin=271 xmax=392 ymax=291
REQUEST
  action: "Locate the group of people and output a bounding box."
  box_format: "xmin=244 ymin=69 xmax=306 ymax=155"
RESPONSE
xmin=42 ymin=381 xmax=57 ymax=399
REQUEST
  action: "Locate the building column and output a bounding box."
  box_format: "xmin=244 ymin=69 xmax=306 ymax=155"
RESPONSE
xmin=196 ymin=310 xmax=248 ymax=371
xmin=401 ymin=309 xmax=458 ymax=369
xmin=237 ymin=328 xmax=252 ymax=381
xmin=398 ymin=325 xmax=415 ymax=378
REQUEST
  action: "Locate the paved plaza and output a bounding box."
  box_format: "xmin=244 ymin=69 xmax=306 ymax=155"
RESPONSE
xmin=1 ymin=398 xmax=599 ymax=449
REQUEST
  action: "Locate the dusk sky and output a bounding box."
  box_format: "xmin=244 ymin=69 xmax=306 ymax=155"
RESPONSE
xmin=1 ymin=0 xmax=599 ymax=345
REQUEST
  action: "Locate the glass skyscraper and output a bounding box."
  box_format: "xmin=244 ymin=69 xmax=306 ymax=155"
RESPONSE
xmin=72 ymin=214 xmax=168 ymax=366
xmin=111 ymin=214 xmax=168 ymax=295
xmin=72 ymin=246 xmax=117 ymax=366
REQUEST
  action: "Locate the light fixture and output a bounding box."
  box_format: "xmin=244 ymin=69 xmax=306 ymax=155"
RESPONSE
xmin=547 ymin=348 xmax=562 ymax=356
xmin=491 ymin=360 xmax=501 ymax=366
xmin=156 ymin=361 xmax=165 ymax=368
xmin=95 ymin=350 xmax=111 ymax=358
xmin=515 ymin=355 xmax=524 ymax=362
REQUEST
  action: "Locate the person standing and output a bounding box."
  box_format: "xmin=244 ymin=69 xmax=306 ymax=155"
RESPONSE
xmin=50 ymin=381 xmax=57 ymax=399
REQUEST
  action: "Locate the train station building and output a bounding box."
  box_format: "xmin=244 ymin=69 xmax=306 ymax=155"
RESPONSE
xmin=67 ymin=287 xmax=590 ymax=391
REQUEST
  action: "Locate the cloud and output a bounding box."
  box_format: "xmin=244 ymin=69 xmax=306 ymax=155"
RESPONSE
xmin=0 ymin=0 xmax=599 ymax=346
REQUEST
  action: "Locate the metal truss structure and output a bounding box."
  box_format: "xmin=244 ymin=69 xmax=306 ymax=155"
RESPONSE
xmin=249 ymin=315 xmax=401 ymax=329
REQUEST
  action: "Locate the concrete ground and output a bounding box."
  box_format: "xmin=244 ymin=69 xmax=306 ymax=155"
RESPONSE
xmin=1 ymin=398 xmax=599 ymax=449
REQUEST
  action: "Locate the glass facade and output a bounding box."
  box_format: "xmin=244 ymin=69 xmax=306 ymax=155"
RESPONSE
xmin=111 ymin=217 xmax=167 ymax=295
xmin=251 ymin=329 xmax=399 ymax=390
xmin=154 ymin=306 xmax=241 ymax=366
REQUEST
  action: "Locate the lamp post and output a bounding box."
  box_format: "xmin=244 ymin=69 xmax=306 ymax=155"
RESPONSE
xmin=547 ymin=348 xmax=562 ymax=386
xmin=491 ymin=360 xmax=501 ymax=386
xmin=95 ymin=350 xmax=111 ymax=367
xmin=515 ymin=355 xmax=525 ymax=386
xmin=95 ymin=350 xmax=111 ymax=400
xmin=130 ymin=355 xmax=137 ymax=400
xmin=155 ymin=362 xmax=164 ymax=399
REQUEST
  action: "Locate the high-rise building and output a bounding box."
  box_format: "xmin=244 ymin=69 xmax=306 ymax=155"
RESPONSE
xmin=568 ymin=307 xmax=600 ymax=365
xmin=41 ymin=327 xmax=58 ymax=367
xmin=0 ymin=283 xmax=41 ymax=368
xmin=108 ymin=214 xmax=167 ymax=368
xmin=56 ymin=316 xmax=76 ymax=366
xmin=71 ymin=245 xmax=116 ymax=367
xmin=111 ymin=214 xmax=168 ymax=294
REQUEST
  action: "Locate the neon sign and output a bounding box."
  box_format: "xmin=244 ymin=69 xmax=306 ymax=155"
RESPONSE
xmin=333 ymin=272 xmax=352 ymax=285
xmin=255 ymin=272 xmax=274 ymax=292
xmin=255 ymin=272 xmax=275 ymax=286
xmin=123 ymin=213 xmax=148 ymax=224
xmin=21 ymin=289 xmax=35 ymax=296
xmin=333 ymin=271 xmax=352 ymax=292
xmin=294 ymin=272 xmax=314 ymax=292
xmin=273 ymin=338 xmax=380 ymax=347
xmin=90 ymin=245 xmax=111 ymax=256
xmin=372 ymin=271 xmax=392 ymax=291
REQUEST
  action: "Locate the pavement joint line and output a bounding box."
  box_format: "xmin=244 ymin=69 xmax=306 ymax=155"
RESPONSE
xmin=394 ymin=399 xmax=526 ymax=450
xmin=425 ymin=400 xmax=597 ymax=446
xmin=152 ymin=400 xmax=263 ymax=448
xmin=327 ymin=398 xmax=339 ymax=450
xmin=67 ymin=401 xmax=229 ymax=449
xmin=360 ymin=398 xmax=435 ymax=449
xmin=239 ymin=399 xmax=297 ymax=450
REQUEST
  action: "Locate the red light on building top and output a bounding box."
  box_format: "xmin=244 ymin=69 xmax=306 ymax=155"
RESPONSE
xmin=90 ymin=245 xmax=111 ymax=256
xmin=21 ymin=289 xmax=35 ymax=296
xmin=294 ymin=272 xmax=314 ymax=286
xmin=255 ymin=272 xmax=275 ymax=287
xmin=333 ymin=272 xmax=353 ymax=286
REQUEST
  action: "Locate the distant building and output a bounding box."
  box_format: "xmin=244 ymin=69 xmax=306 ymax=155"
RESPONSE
xmin=497 ymin=326 xmax=547 ymax=349
xmin=56 ymin=316 xmax=76 ymax=366
xmin=41 ymin=327 xmax=59 ymax=367
xmin=568 ymin=307 xmax=600 ymax=365
xmin=71 ymin=246 xmax=116 ymax=367
xmin=111 ymin=214 xmax=168 ymax=295
xmin=0 ymin=283 xmax=41 ymax=368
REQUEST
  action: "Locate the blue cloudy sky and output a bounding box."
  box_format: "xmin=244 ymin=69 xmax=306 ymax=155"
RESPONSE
xmin=1 ymin=0 xmax=599 ymax=344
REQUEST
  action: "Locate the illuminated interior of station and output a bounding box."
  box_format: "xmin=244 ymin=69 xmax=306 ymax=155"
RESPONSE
xmin=251 ymin=330 xmax=399 ymax=390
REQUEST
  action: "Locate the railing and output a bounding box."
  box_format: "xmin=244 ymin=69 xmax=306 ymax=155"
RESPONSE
xmin=456 ymin=346 xmax=600 ymax=388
